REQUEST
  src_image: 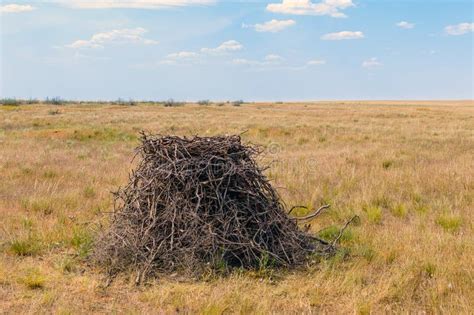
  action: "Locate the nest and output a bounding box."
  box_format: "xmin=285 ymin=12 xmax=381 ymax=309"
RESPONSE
xmin=94 ymin=133 xmax=331 ymax=280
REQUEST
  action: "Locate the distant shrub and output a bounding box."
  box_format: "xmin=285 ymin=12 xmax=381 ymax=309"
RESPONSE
xmin=45 ymin=97 xmax=64 ymax=105
xmin=232 ymin=100 xmax=244 ymax=107
xmin=0 ymin=98 xmax=20 ymax=106
xmin=26 ymin=98 xmax=39 ymax=104
xmin=163 ymin=98 xmax=184 ymax=107
xmin=115 ymin=98 xmax=136 ymax=106
xmin=197 ymin=99 xmax=210 ymax=106
xmin=216 ymin=102 xmax=225 ymax=107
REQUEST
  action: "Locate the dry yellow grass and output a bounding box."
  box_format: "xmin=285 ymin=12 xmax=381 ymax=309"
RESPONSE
xmin=0 ymin=101 xmax=473 ymax=314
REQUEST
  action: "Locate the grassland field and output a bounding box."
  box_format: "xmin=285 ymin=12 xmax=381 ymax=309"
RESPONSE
xmin=0 ymin=101 xmax=473 ymax=314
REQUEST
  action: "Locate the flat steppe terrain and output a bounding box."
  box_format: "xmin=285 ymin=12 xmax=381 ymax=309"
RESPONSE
xmin=1 ymin=101 xmax=473 ymax=313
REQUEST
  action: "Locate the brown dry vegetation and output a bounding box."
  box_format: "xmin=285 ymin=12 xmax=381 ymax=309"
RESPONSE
xmin=0 ymin=101 xmax=473 ymax=314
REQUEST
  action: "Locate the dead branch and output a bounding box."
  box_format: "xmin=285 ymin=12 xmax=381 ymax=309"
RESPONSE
xmin=294 ymin=205 xmax=331 ymax=221
xmin=331 ymin=215 xmax=359 ymax=247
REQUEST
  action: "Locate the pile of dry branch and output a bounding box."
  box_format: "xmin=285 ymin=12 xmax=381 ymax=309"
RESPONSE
xmin=95 ymin=133 xmax=332 ymax=280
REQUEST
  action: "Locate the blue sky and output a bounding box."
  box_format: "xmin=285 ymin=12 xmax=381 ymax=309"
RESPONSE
xmin=1 ymin=0 xmax=473 ymax=101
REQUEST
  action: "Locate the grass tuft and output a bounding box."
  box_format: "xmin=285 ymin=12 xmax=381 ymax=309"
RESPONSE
xmin=423 ymin=262 xmax=436 ymax=278
xmin=435 ymin=214 xmax=462 ymax=233
xmin=365 ymin=206 xmax=382 ymax=224
xmin=43 ymin=170 xmax=57 ymax=179
xmin=391 ymin=203 xmax=408 ymax=218
xmin=10 ymin=237 xmax=43 ymax=256
xmin=382 ymin=160 xmax=394 ymax=169
xmin=19 ymin=268 xmax=46 ymax=290
xmin=318 ymin=225 xmax=353 ymax=243
xmin=70 ymin=227 xmax=93 ymax=258
xmin=83 ymin=186 xmax=96 ymax=198
xmin=29 ymin=199 xmax=54 ymax=215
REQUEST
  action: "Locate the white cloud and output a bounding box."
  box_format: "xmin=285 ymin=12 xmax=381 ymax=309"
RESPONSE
xmin=267 ymin=0 xmax=354 ymax=18
xmin=160 ymin=41 xmax=241 ymax=65
xmin=321 ymin=31 xmax=364 ymax=40
xmin=264 ymin=54 xmax=284 ymax=62
xmin=54 ymin=0 xmax=215 ymax=9
xmin=66 ymin=27 xmax=158 ymax=49
xmin=444 ymin=22 xmax=474 ymax=36
xmin=160 ymin=51 xmax=200 ymax=65
xmin=167 ymin=51 xmax=198 ymax=59
xmin=0 ymin=4 xmax=35 ymax=13
xmin=232 ymin=58 xmax=259 ymax=66
xmin=201 ymin=40 xmax=243 ymax=54
xmin=307 ymin=59 xmax=326 ymax=65
xmin=396 ymin=21 xmax=415 ymax=29
xmin=233 ymin=54 xmax=284 ymax=67
xmin=243 ymin=19 xmax=296 ymax=33
xmin=362 ymin=57 xmax=382 ymax=68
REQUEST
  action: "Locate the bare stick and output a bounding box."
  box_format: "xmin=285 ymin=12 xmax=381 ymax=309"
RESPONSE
xmin=294 ymin=204 xmax=331 ymax=221
xmin=331 ymin=215 xmax=359 ymax=247
xmin=287 ymin=205 xmax=308 ymax=215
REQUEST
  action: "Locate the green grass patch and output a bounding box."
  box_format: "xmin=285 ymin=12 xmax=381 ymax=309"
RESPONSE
xmin=71 ymin=128 xmax=137 ymax=142
xmin=354 ymin=244 xmax=376 ymax=262
xmin=365 ymin=206 xmax=382 ymax=224
xmin=19 ymin=268 xmax=46 ymax=290
xmin=318 ymin=225 xmax=353 ymax=243
xmin=435 ymin=214 xmax=462 ymax=233
xmin=423 ymin=262 xmax=436 ymax=278
xmin=70 ymin=227 xmax=93 ymax=258
xmin=83 ymin=186 xmax=96 ymax=198
xmin=43 ymin=170 xmax=57 ymax=179
xmin=24 ymin=198 xmax=54 ymax=215
xmin=9 ymin=237 xmax=43 ymax=256
xmin=390 ymin=203 xmax=408 ymax=218
xmin=56 ymin=256 xmax=77 ymax=273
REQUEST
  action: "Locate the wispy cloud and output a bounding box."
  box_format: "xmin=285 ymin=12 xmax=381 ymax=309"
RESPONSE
xmin=444 ymin=22 xmax=474 ymax=36
xmin=267 ymin=0 xmax=354 ymax=18
xmin=167 ymin=51 xmax=199 ymax=59
xmin=321 ymin=31 xmax=364 ymax=40
xmin=201 ymin=40 xmax=243 ymax=54
xmin=233 ymin=56 xmax=328 ymax=72
xmin=242 ymin=19 xmax=295 ymax=33
xmin=396 ymin=21 xmax=415 ymax=29
xmin=307 ymin=59 xmax=326 ymax=66
xmin=53 ymin=0 xmax=215 ymax=9
xmin=233 ymin=54 xmax=284 ymax=67
xmin=362 ymin=57 xmax=382 ymax=68
xmin=66 ymin=27 xmax=158 ymax=49
xmin=0 ymin=4 xmax=35 ymax=13
xmin=159 ymin=40 xmax=242 ymax=66
xmin=160 ymin=51 xmax=200 ymax=65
